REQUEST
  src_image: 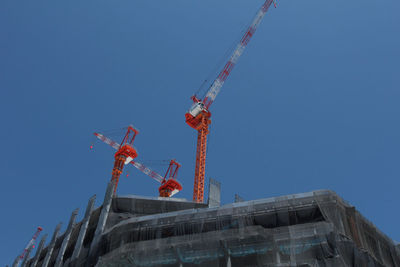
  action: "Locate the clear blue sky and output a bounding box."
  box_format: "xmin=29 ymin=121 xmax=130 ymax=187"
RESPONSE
xmin=1 ymin=0 xmax=399 ymax=263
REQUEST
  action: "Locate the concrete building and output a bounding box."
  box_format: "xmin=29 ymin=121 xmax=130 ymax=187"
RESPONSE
xmin=19 ymin=181 xmax=400 ymax=266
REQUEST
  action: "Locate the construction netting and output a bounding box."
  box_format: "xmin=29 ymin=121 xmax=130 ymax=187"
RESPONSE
xmin=25 ymin=190 xmax=399 ymax=266
xmin=88 ymin=190 xmax=400 ymax=267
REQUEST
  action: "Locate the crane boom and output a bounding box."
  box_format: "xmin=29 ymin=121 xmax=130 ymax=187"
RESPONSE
xmin=197 ymin=0 xmax=275 ymax=112
xmin=185 ymin=0 xmax=275 ymax=203
xmin=131 ymin=161 xmax=164 ymax=183
xmin=94 ymin=133 xmax=121 ymax=150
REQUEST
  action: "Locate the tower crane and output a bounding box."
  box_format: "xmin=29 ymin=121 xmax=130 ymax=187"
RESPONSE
xmin=16 ymin=227 xmax=42 ymax=265
xmin=94 ymin=125 xmax=139 ymax=195
xmin=94 ymin=128 xmax=182 ymax=197
xmin=185 ymin=0 xmax=276 ymax=203
xmin=131 ymin=159 xmax=183 ymax=197
xmin=159 ymin=159 xmax=182 ymax=197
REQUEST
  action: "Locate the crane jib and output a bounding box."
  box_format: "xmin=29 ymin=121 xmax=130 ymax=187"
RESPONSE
xmin=241 ymin=27 xmax=255 ymax=46
xmin=202 ymin=0 xmax=275 ymax=110
xmin=219 ymin=61 xmax=235 ymax=83
xmin=262 ymin=0 xmax=275 ymax=12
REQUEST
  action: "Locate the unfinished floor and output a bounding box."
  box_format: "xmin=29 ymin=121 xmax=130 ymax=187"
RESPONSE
xmin=21 ymin=184 xmax=400 ymax=267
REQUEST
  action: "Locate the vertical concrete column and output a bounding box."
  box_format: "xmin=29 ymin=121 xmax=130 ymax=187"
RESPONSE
xmin=288 ymin=225 xmax=297 ymax=266
xmin=54 ymin=209 xmax=79 ymax=267
xmin=42 ymin=222 xmax=62 ymax=267
xmin=90 ymin=181 xmax=115 ymax=253
xmin=220 ymin=240 xmax=230 ymax=267
xmin=173 ymin=247 xmax=183 ymax=267
xmin=226 ymin=256 xmax=232 ymax=267
xmin=208 ymin=178 xmax=221 ymax=208
xmin=275 ymin=249 xmax=281 ymax=264
xmin=71 ymin=195 xmax=96 ymax=261
xmin=20 ymin=246 xmax=33 ymax=267
xmin=31 ymin=234 xmax=48 ymax=267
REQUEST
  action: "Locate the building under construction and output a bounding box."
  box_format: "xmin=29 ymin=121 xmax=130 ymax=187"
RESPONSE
xmin=16 ymin=179 xmax=400 ymax=267
xmin=9 ymin=0 xmax=399 ymax=265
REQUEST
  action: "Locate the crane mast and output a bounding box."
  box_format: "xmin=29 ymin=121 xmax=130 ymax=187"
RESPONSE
xmin=185 ymin=0 xmax=275 ymax=203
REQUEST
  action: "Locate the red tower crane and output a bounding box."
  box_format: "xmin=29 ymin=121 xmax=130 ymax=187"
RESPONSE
xmin=185 ymin=0 xmax=276 ymax=202
xmin=131 ymin=159 xmax=183 ymax=197
xmin=94 ymin=125 xmax=139 ymax=195
xmin=18 ymin=227 xmax=42 ymax=263
xmin=159 ymin=159 xmax=182 ymax=197
xmin=94 ymin=129 xmax=182 ymax=197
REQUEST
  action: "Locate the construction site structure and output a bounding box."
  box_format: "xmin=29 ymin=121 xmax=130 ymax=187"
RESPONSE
xmin=94 ymin=127 xmax=183 ymax=197
xmin=185 ymin=0 xmax=276 ymax=203
xmin=17 ymin=185 xmax=400 ymax=266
